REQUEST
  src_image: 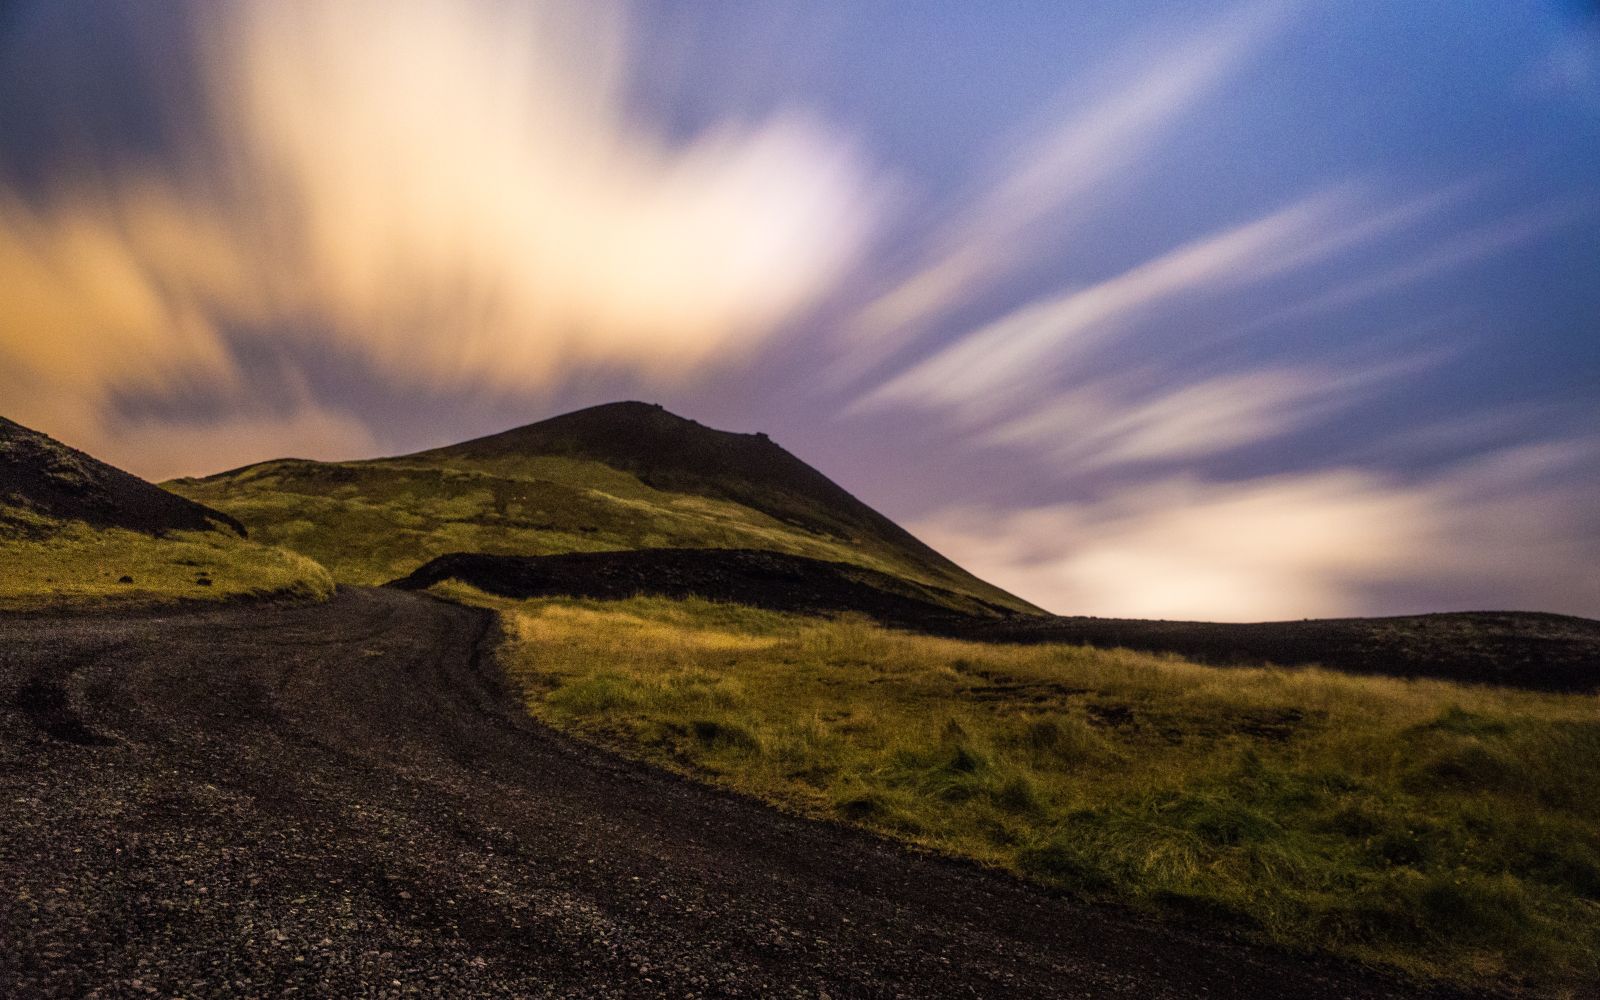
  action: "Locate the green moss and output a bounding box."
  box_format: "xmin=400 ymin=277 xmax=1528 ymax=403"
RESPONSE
xmin=0 ymin=516 xmax=334 ymax=610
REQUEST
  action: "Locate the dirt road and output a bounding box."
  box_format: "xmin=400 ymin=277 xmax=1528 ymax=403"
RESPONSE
xmin=0 ymin=589 xmax=1468 ymax=998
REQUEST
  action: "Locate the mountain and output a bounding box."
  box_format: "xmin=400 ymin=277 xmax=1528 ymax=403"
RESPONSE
xmin=169 ymin=401 xmax=1041 ymax=617
xmin=0 ymin=416 xmax=331 ymax=609
xmin=1 ymin=416 xmax=243 ymax=536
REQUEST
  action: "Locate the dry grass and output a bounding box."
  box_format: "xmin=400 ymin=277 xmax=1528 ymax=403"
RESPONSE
xmin=451 ymin=585 xmax=1600 ymax=994
xmin=0 ymin=515 xmax=335 ymax=610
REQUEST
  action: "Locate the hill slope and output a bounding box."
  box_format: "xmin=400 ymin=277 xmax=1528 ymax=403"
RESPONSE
xmin=2 ymin=415 xmax=243 ymax=537
xmin=0 ymin=416 xmax=331 ymax=609
xmin=170 ymin=402 xmax=1040 ymax=616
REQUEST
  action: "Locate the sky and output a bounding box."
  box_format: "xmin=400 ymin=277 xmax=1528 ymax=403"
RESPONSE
xmin=1 ymin=0 xmax=1596 ymax=620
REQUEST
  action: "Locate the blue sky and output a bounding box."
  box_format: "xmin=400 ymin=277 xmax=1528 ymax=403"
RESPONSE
xmin=1 ymin=1 xmax=1596 ymax=619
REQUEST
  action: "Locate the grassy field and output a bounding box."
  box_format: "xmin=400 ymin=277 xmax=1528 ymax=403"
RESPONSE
xmin=450 ymin=584 xmax=1600 ymax=993
xmin=168 ymin=454 xmax=1027 ymax=615
xmin=0 ymin=510 xmax=334 ymax=610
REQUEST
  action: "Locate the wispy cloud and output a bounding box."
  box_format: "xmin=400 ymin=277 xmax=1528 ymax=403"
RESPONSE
xmin=982 ymin=349 xmax=1443 ymax=474
xmin=1246 ymin=199 xmax=1591 ymax=332
xmin=109 ymin=405 xmax=380 ymax=483
xmin=855 ymin=188 xmax=1351 ymax=414
xmin=984 ymin=369 xmax=1329 ymax=469
xmin=834 ymin=2 xmax=1292 ymax=375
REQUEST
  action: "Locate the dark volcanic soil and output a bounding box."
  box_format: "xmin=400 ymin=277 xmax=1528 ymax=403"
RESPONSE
xmin=0 ymin=589 xmax=1471 ymax=998
xmin=391 ymin=548 xmax=1020 ymax=626
xmin=968 ymin=612 xmax=1600 ymax=693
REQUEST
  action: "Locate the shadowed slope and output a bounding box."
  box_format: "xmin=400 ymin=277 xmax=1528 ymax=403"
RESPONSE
xmin=1 ymin=416 xmax=243 ymax=536
xmin=970 ymin=611 xmax=1600 ymax=692
xmin=392 ymin=547 xmax=1025 ymax=627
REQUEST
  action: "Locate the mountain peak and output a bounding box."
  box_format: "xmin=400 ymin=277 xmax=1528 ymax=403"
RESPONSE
xmin=494 ymin=400 xmax=775 ymax=446
xmin=401 ymin=400 xmax=1036 ymax=612
xmin=414 ymin=401 xmax=804 ymax=492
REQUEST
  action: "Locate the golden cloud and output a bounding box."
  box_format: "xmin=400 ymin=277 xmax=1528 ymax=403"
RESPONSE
xmin=0 ymin=0 xmax=885 ymax=470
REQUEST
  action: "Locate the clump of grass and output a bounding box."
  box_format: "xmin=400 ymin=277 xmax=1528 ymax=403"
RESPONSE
xmin=0 ymin=518 xmax=334 ymax=610
xmin=457 ymin=586 xmax=1600 ymax=992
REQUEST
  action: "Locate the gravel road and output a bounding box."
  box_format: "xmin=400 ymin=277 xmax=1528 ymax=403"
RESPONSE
xmin=0 ymin=589 xmax=1471 ymax=998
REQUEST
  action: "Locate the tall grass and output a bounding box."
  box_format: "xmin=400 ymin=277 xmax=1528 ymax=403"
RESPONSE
xmin=457 ymin=586 xmax=1600 ymax=993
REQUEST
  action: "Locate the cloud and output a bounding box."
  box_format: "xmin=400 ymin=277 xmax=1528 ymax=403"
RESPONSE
xmin=1524 ymin=28 xmax=1600 ymax=103
xmin=0 ymin=183 xmax=248 ymax=395
xmin=1245 ymin=199 xmax=1591 ymax=332
xmin=983 ymin=369 xmax=1329 ymax=470
xmin=914 ymin=443 xmax=1600 ymax=620
xmin=0 ymin=0 xmax=885 ymax=461
xmin=981 ymin=350 xmax=1441 ymax=474
xmin=99 ymin=405 xmax=381 ymax=483
xmin=851 ymin=172 xmax=1494 ymax=424
xmin=855 ymin=189 xmax=1350 ymax=414
xmin=218 ymin=0 xmax=882 ymax=387
xmin=0 ymin=360 xmax=376 ymax=481
xmin=834 ymin=2 xmax=1291 ymax=372
xmin=857 ymin=164 xmax=1594 ymax=621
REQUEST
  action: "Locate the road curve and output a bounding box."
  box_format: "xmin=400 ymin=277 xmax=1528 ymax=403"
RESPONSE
xmin=0 ymin=588 xmax=1466 ymax=998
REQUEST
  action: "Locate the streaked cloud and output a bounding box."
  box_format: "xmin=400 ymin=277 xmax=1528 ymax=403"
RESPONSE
xmin=984 ymin=369 xmax=1329 ymax=470
xmin=835 ymin=2 xmax=1292 ymax=374
xmin=1246 ymin=199 xmax=1591 ymax=332
xmin=856 ymin=189 xmax=1351 ymax=414
xmin=982 ymin=349 xmax=1442 ymax=474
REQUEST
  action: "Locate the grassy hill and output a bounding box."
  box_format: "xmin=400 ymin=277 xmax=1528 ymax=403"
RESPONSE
xmin=169 ymin=401 xmax=1040 ymax=616
xmin=453 ymin=585 xmax=1600 ymax=992
xmin=0 ymin=416 xmax=333 ymax=609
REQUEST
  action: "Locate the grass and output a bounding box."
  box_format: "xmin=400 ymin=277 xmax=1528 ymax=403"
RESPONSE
xmin=448 ymin=584 xmax=1600 ymax=993
xmin=0 ymin=509 xmax=335 ymax=610
xmin=167 ymin=454 xmax=1025 ymax=616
